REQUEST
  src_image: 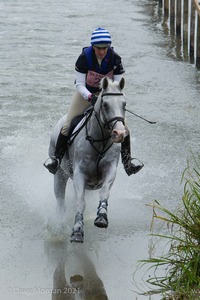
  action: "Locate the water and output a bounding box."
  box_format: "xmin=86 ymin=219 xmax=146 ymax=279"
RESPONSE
xmin=0 ymin=0 xmax=200 ymax=299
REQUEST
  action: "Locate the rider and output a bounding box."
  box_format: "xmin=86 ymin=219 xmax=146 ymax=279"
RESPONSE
xmin=46 ymin=27 xmax=144 ymax=175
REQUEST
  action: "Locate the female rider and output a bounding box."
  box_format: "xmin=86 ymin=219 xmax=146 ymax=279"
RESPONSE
xmin=46 ymin=28 xmax=143 ymax=175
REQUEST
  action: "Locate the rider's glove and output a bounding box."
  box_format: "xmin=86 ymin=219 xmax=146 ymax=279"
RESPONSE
xmin=88 ymin=94 xmax=98 ymax=106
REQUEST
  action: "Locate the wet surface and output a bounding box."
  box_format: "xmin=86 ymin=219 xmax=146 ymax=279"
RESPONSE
xmin=0 ymin=0 xmax=200 ymax=299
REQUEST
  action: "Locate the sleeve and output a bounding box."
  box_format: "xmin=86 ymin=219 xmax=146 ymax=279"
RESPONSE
xmin=75 ymin=51 xmax=88 ymax=74
xmin=75 ymin=71 xmax=91 ymax=100
xmin=113 ymin=52 xmax=125 ymax=75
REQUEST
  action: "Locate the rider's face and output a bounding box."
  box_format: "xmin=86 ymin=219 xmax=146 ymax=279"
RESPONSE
xmin=93 ymin=46 xmax=109 ymax=60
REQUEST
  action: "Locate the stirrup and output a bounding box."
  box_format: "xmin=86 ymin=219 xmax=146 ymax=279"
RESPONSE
xmin=43 ymin=157 xmax=60 ymax=174
xmin=124 ymin=158 xmax=144 ymax=176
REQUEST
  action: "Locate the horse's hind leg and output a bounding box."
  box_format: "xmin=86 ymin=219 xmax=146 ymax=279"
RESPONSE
xmin=70 ymin=212 xmax=84 ymax=243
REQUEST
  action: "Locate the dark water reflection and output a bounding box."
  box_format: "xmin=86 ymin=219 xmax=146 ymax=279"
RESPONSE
xmin=46 ymin=241 xmax=108 ymax=300
xmin=141 ymin=0 xmax=200 ymax=67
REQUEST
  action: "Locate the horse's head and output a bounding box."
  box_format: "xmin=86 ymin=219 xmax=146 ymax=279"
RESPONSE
xmin=97 ymin=77 xmax=127 ymax=143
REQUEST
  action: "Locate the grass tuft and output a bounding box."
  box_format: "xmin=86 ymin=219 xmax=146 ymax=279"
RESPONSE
xmin=134 ymin=155 xmax=200 ymax=300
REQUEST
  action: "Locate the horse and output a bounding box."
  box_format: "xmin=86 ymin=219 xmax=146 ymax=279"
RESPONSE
xmin=48 ymin=77 xmax=127 ymax=243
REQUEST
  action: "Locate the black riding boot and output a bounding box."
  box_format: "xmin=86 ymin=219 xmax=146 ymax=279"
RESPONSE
xmin=46 ymin=132 xmax=69 ymax=174
xmin=121 ymin=133 xmax=144 ymax=176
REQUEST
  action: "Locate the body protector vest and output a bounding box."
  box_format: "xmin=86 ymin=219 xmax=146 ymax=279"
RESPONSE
xmin=84 ymin=46 xmax=114 ymax=93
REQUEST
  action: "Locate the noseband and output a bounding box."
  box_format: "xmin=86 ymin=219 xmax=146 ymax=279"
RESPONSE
xmin=100 ymin=92 xmax=125 ymax=130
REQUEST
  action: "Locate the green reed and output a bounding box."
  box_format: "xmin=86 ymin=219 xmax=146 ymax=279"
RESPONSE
xmin=135 ymin=155 xmax=200 ymax=300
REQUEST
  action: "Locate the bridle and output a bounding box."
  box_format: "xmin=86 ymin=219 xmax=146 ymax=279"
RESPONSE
xmin=99 ymin=92 xmax=125 ymax=131
xmin=85 ymin=91 xmax=126 ymax=162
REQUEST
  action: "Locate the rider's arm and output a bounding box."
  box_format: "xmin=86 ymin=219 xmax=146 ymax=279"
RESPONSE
xmin=75 ymin=52 xmax=92 ymax=100
xmin=113 ymin=54 xmax=125 ymax=83
xmin=75 ymin=71 xmax=91 ymax=100
xmin=113 ymin=52 xmax=125 ymax=76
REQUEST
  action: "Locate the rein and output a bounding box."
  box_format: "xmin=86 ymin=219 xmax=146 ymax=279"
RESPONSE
xmin=85 ymin=109 xmax=112 ymax=160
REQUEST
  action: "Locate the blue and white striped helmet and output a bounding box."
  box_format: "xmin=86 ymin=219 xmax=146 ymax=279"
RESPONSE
xmin=91 ymin=28 xmax=112 ymax=47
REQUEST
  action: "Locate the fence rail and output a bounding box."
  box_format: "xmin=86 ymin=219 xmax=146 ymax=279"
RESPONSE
xmin=160 ymin=0 xmax=200 ymax=67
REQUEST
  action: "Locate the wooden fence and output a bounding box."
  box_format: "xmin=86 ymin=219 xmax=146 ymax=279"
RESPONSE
xmin=159 ymin=0 xmax=200 ymax=67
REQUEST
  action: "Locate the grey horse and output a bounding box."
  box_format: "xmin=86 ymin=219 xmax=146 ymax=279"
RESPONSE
xmin=47 ymin=77 xmax=127 ymax=243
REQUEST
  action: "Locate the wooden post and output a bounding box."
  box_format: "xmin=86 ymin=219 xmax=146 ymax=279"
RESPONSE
xmin=190 ymin=0 xmax=195 ymax=63
xmin=164 ymin=0 xmax=169 ymax=15
xmin=170 ymin=0 xmax=175 ymax=31
xmin=183 ymin=0 xmax=189 ymax=60
xmin=155 ymin=0 xmax=200 ymax=68
xmin=196 ymin=13 xmax=200 ymax=67
xmin=158 ymin=0 xmax=163 ymax=9
xmin=194 ymin=0 xmax=200 ymax=67
xmin=176 ymin=0 xmax=182 ymax=35
xmin=163 ymin=0 xmax=170 ymax=34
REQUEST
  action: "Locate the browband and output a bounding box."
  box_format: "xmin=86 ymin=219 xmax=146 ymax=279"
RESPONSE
xmin=101 ymin=92 xmax=124 ymax=97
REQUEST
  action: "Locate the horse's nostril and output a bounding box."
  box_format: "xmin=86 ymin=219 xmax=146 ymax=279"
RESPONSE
xmin=112 ymin=130 xmax=118 ymax=135
xmin=111 ymin=130 xmax=126 ymax=143
xmin=112 ymin=130 xmax=124 ymax=137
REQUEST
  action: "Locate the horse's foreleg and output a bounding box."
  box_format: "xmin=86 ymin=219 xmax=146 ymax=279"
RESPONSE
xmin=70 ymin=170 xmax=85 ymax=243
xmin=54 ymin=168 xmax=68 ymax=216
xmin=94 ymin=165 xmax=116 ymax=228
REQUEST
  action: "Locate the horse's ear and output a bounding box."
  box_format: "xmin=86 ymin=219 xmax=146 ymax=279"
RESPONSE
xmin=102 ymin=77 xmax=109 ymax=90
xmin=119 ymin=77 xmax=125 ymax=90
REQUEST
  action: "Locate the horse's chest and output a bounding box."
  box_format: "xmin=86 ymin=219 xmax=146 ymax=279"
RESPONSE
xmin=70 ymin=141 xmax=120 ymax=189
xmin=79 ymin=154 xmax=101 ymax=174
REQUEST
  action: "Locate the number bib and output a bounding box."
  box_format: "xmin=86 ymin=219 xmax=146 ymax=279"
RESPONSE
xmin=86 ymin=70 xmax=114 ymax=88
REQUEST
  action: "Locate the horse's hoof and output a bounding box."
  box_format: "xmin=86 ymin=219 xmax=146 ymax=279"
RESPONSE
xmin=94 ymin=213 xmax=108 ymax=228
xmin=70 ymin=231 xmax=84 ymax=243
